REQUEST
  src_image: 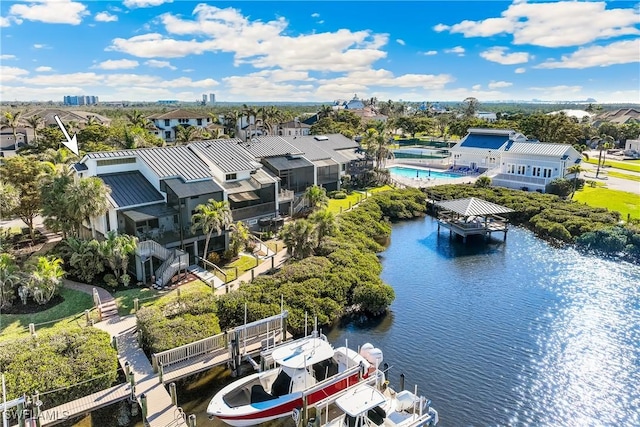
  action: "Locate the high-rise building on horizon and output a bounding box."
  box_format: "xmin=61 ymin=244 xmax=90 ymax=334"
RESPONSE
xmin=63 ymin=95 xmax=99 ymax=106
xmin=209 ymin=93 xmax=215 ymax=104
xmin=202 ymin=94 xmax=208 ymax=104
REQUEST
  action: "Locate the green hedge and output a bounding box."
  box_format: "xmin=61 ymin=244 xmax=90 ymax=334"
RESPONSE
xmin=426 ymin=184 xmax=639 ymax=258
xmin=137 ymin=287 xmax=221 ymax=354
xmin=0 ymin=327 xmax=118 ymax=407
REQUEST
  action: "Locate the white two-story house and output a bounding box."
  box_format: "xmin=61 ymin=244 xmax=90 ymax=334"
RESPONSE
xmin=450 ymin=128 xmax=583 ymax=192
xmin=148 ymin=109 xmax=220 ymax=143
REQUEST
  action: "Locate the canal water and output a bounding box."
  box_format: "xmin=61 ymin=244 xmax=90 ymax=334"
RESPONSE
xmin=141 ymin=216 xmax=639 ymax=426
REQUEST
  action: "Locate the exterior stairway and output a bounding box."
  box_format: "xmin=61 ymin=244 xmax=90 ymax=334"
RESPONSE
xmin=98 ymin=300 xmax=119 ymax=320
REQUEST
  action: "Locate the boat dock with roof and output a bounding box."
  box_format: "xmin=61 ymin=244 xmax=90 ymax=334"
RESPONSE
xmin=430 ymin=197 xmax=514 ymax=242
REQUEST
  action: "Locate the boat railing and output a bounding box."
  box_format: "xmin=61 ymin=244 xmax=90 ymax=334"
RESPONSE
xmin=151 ymin=332 xmax=227 ymax=372
xmin=303 ymin=364 xmax=364 ymax=398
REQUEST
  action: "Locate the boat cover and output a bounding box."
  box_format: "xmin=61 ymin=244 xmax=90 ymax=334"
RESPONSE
xmin=336 ymin=385 xmax=386 ymax=417
xmin=271 ymin=338 xmax=335 ymax=369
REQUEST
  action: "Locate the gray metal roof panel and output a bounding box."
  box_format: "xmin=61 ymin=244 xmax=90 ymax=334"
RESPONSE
xmin=264 ymin=155 xmax=314 ymax=171
xmin=240 ymin=136 xmax=302 ymax=158
xmin=189 ymin=139 xmax=260 ymax=173
xmin=282 ymin=134 xmax=359 ymax=150
xmin=502 ymin=142 xmax=577 ymax=157
xmin=435 ymin=197 xmax=513 ymax=216
xmin=163 ymin=178 xmax=223 ymax=199
xmin=99 ymin=171 xmax=164 ymax=209
xmin=136 ymin=146 xmax=212 ymax=181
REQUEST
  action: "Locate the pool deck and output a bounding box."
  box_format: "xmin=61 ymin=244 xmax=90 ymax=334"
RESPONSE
xmin=389 ymin=161 xmax=479 ymax=188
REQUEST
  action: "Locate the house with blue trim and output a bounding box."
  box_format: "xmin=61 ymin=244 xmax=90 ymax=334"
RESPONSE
xmin=449 ymin=128 xmax=583 ymax=192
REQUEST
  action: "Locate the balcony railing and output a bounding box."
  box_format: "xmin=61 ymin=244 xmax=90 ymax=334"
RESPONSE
xmin=232 ymin=202 xmax=276 ymax=221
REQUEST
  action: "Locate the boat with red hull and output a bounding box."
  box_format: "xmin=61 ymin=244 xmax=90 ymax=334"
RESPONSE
xmin=207 ymin=335 xmax=384 ymax=426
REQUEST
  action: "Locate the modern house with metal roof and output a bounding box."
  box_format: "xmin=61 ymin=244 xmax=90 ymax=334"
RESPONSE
xmin=74 ymin=140 xmax=281 ymax=285
xmin=449 ymin=128 xmax=583 ymax=192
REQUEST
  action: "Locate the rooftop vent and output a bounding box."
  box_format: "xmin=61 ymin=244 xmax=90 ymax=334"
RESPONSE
xmin=314 ymin=135 xmax=329 ymax=141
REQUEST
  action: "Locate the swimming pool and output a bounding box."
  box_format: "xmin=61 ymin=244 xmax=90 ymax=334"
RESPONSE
xmin=387 ymin=165 xmax=462 ymax=179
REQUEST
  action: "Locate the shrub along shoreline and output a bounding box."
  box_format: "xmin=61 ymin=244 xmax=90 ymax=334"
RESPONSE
xmin=425 ymin=184 xmax=640 ymax=259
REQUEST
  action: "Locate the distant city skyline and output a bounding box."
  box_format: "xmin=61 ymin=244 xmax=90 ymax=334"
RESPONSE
xmin=1 ymin=1 xmax=638 ymax=104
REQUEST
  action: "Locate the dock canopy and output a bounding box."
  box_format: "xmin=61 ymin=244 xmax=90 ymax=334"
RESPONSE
xmin=434 ymin=197 xmax=513 ymax=216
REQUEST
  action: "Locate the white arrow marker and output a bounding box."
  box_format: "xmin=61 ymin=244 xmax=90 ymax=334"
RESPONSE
xmin=53 ymin=115 xmax=78 ymax=155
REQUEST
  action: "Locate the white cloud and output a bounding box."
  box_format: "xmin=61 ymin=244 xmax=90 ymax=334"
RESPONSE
xmin=0 ymin=15 xmax=22 ymax=27
xmin=515 ymin=67 xmax=526 ymax=74
xmin=423 ymin=50 xmax=437 ymax=56
xmin=488 ymin=80 xmax=512 ymax=89
xmin=123 ymin=0 xmax=172 ymax=9
xmin=33 ymin=44 xmax=47 ymax=49
xmin=472 ymin=84 xmax=482 ymax=90
xmin=145 ymin=59 xmax=177 ymax=70
xmin=9 ymin=0 xmax=88 ymax=25
xmin=0 ymin=54 xmax=16 ymax=60
xmin=319 ymin=69 xmax=454 ymax=89
xmin=311 ymin=13 xmax=320 ymax=18
xmin=435 ymin=1 xmax=640 ymax=48
xmin=106 ymin=5 xmax=389 ymax=72
xmin=182 ymin=69 xmax=194 ymax=73
xmin=536 ymin=39 xmax=640 ymax=69
xmin=35 ymin=66 xmax=53 ymax=72
xmin=528 ymin=85 xmax=582 ymax=93
xmin=396 ymin=39 xmax=405 ymax=46
xmin=0 ymin=66 xmax=29 ymax=83
xmin=480 ymin=47 xmax=529 ymax=65
xmin=93 ymin=59 xmax=140 ymax=70
xmin=95 ymin=12 xmax=118 ymax=23
xmin=444 ymin=46 xmax=465 ymax=56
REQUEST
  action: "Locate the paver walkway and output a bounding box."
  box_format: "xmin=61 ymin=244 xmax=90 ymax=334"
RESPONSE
xmin=62 ymin=278 xmax=114 ymax=304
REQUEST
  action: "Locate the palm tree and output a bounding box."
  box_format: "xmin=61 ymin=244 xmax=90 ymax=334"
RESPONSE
xmin=25 ymin=115 xmax=44 ymax=143
xmin=100 ymin=231 xmax=137 ymax=283
xmin=363 ymin=125 xmax=393 ymax=169
xmin=2 ymin=111 xmax=23 ymax=145
xmin=282 ymin=219 xmax=316 ymax=260
xmin=242 ymin=104 xmax=259 ymax=140
xmin=461 ymin=97 xmax=479 ymax=118
xmin=304 ymin=185 xmax=329 ymax=212
xmin=591 ymin=135 xmax=614 ymax=178
xmin=0 ymin=253 xmax=20 ymax=309
xmin=25 ymin=256 xmax=65 ymax=305
xmin=229 ymin=220 xmax=250 ymax=257
xmin=175 ymin=125 xmax=202 ymax=144
xmin=126 ymin=109 xmax=149 ymax=128
xmin=191 ymin=199 xmax=233 ymax=261
xmin=308 ymin=209 xmax=337 ymax=247
xmin=565 ymin=164 xmax=585 ymax=199
xmin=67 ymin=177 xmax=111 ymax=238
xmin=318 ymin=105 xmax=334 ymax=120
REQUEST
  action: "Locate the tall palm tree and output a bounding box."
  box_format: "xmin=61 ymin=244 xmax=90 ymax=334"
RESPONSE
xmin=591 ymin=135 xmax=614 ymax=178
xmin=126 ymin=109 xmax=149 ymax=128
xmin=242 ymin=104 xmax=259 ymax=140
xmin=2 ymin=111 xmax=23 ymax=145
xmin=565 ymin=164 xmax=586 ymax=199
xmin=282 ymin=219 xmax=316 ymax=260
xmin=304 ymin=185 xmax=329 ymax=212
xmin=175 ymin=125 xmax=202 ymax=144
xmin=191 ymin=199 xmax=233 ymax=261
xmin=318 ymin=105 xmax=333 ymax=120
xmin=308 ymin=209 xmax=337 ymax=247
xmin=222 ymin=110 xmax=240 ymax=137
xmin=67 ymin=177 xmax=111 ymax=238
xmin=363 ymin=125 xmax=392 ymax=169
xmin=25 ymin=115 xmax=44 ymax=143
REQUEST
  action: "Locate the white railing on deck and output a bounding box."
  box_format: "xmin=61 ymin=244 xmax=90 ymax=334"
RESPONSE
xmin=136 ymin=240 xmax=172 ymax=260
xmin=152 ymin=332 xmax=227 ymax=372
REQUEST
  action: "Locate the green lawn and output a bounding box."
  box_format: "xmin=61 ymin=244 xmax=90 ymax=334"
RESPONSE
xmin=327 ymin=192 xmax=367 ymax=215
xmin=152 ymin=280 xmax=211 ymax=306
xmin=573 ymin=187 xmax=640 ymax=220
xmin=0 ymin=287 xmax=95 ymax=340
xmin=606 ymin=171 xmax=640 ymax=182
xmin=113 ymin=286 xmax=161 ymax=316
xmin=220 ymin=254 xmax=261 ymax=282
xmin=584 ymin=158 xmax=640 ymax=173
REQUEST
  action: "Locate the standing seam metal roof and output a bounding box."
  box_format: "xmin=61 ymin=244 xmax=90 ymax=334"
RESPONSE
xmin=99 ymin=171 xmax=164 ymax=208
xmin=501 ymin=142 xmax=577 ymax=157
xmin=189 ymin=139 xmax=260 ymax=173
xmin=240 ymin=136 xmax=302 ymax=158
xmin=434 ymin=197 xmax=513 ymax=216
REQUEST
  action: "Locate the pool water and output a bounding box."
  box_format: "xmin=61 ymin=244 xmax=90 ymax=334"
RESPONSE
xmin=388 ymin=165 xmax=461 ymax=179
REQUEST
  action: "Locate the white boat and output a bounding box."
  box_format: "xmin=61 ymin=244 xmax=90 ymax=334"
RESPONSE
xmin=207 ymin=336 xmax=384 ymax=426
xmin=321 ymin=383 xmax=439 ymax=427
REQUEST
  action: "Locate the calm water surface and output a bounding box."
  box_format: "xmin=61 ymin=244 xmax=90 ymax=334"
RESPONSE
xmin=140 ymin=217 xmax=640 ymax=427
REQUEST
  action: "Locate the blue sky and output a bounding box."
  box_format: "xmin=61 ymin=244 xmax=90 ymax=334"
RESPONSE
xmin=1 ymin=1 xmax=639 ymax=103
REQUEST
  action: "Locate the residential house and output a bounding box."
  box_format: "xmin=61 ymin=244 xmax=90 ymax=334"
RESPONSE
xmin=276 ymin=119 xmax=311 ymax=137
xmin=74 ymin=140 xmax=280 ymax=285
xmin=450 ymin=128 xmax=583 ymax=192
xmin=0 ymin=130 xmax=26 ymax=153
xmin=148 ymin=109 xmax=213 ymax=143
xmin=594 ymin=108 xmax=640 ymax=126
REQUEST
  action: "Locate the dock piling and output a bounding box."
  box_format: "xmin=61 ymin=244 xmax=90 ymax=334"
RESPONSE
xmin=140 ymin=393 xmax=148 ymax=424
xmin=169 ymin=383 xmax=177 ymax=406
xmin=188 ymin=414 xmax=197 ymax=427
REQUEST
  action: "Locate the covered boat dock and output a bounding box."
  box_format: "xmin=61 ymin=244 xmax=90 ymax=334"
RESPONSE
xmin=432 ymin=197 xmax=513 ymax=242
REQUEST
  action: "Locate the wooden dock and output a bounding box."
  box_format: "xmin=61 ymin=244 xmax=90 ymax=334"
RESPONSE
xmin=12 ymin=312 xmax=289 ymax=427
